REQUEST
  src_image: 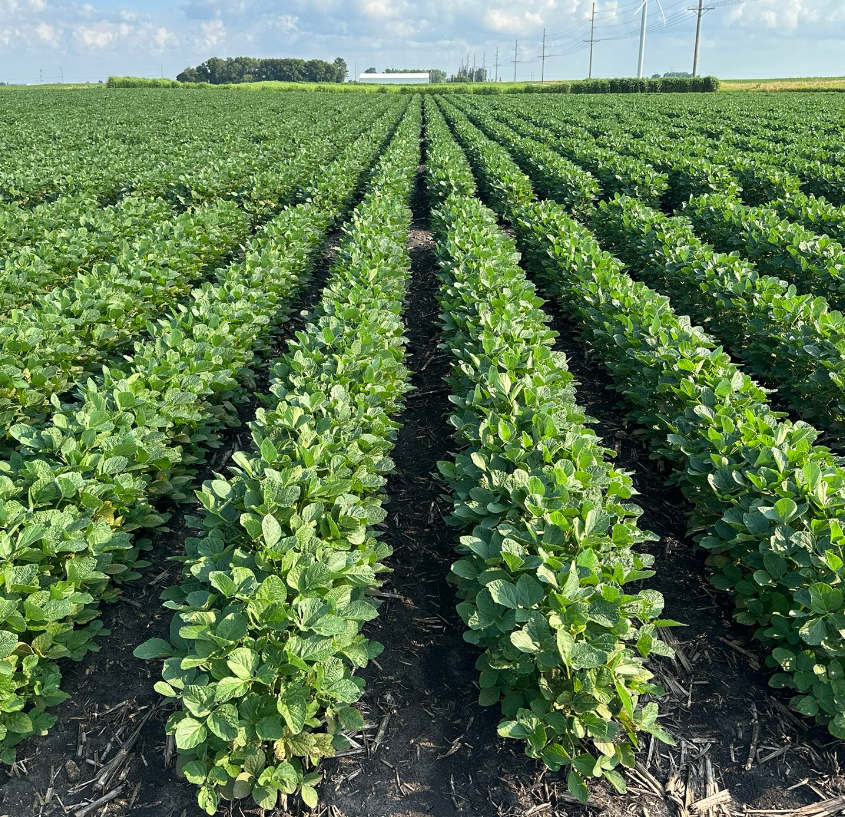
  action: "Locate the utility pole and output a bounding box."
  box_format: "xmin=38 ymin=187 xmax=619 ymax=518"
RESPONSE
xmin=60 ymin=66 xmax=64 ymax=84
xmin=494 ymin=47 xmax=499 ymax=82
xmin=39 ymin=67 xmax=43 ymax=84
xmin=541 ymin=28 xmax=546 ymax=84
xmin=482 ymin=52 xmax=486 ymax=83
xmin=472 ymin=52 xmax=476 ymax=81
xmin=690 ymin=0 xmax=713 ymax=77
xmin=513 ymin=39 xmax=518 ymax=83
xmin=637 ymin=0 xmax=648 ymax=79
xmin=587 ymin=3 xmax=597 ymax=79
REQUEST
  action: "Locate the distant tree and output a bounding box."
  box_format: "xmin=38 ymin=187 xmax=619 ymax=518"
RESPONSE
xmin=177 ymin=56 xmax=344 ymax=84
xmin=364 ymin=67 xmax=377 ymax=73
xmin=333 ymin=57 xmax=348 ymax=82
xmin=177 ymin=66 xmax=200 ymax=83
xmin=452 ymin=64 xmax=486 ymax=83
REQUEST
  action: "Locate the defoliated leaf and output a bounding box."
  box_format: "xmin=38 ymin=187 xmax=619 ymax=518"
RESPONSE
xmin=487 ymin=580 xmax=519 ymax=609
xmin=215 ymin=676 xmax=249 ymax=702
xmin=516 ymin=574 xmax=544 ymax=607
xmin=197 ymin=786 xmax=219 ymax=815
xmin=252 ymin=785 xmax=278 ymax=810
xmin=301 ymin=785 xmax=319 ymax=808
xmin=603 ymin=769 xmax=627 ymax=794
xmin=615 ymin=680 xmax=634 ymax=722
xmin=511 ymin=629 xmax=540 ymax=654
xmin=808 ymin=583 xmax=843 ymax=615
xmin=278 ymin=688 xmax=308 ymax=733
xmin=207 ymin=705 xmax=239 ymax=741
xmin=556 ymin=630 xmax=574 ymax=665
xmin=227 ymin=647 xmax=259 ymax=680
xmin=256 ymin=716 xmax=284 ymax=740
xmin=799 ymin=617 xmax=828 ymax=646
xmin=182 ymin=760 xmax=209 ymax=785
xmin=0 ymin=631 xmax=18 ymax=659
xmin=570 ymin=642 xmax=607 ymax=670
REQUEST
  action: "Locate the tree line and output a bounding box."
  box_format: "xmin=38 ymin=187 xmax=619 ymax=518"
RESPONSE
xmin=177 ymin=57 xmax=348 ymax=84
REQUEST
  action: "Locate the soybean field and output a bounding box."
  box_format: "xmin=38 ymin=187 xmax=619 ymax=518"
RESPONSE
xmin=1 ymin=87 xmax=845 ymax=817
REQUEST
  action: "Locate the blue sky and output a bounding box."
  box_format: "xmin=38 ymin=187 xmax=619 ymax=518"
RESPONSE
xmin=0 ymin=0 xmax=842 ymax=84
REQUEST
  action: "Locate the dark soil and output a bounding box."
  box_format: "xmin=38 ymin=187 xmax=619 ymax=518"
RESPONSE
xmin=319 ymin=164 xmax=550 ymax=817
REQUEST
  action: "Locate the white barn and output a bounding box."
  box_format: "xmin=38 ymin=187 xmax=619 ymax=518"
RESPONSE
xmin=358 ymin=72 xmax=430 ymax=85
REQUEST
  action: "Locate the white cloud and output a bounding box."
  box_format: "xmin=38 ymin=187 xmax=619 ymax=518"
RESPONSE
xmin=359 ymin=0 xmax=402 ymax=19
xmin=484 ymin=8 xmax=544 ymax=34
xmin=152 ymin=26 xmax=178 ymax=49
xmin=275 ymin=14 xmax=299 ymax=35
xmin=728 ymin=0 xmax=824 ymax=31
xmin=75 ymin=22 xmax=123 ymax=49
xmin=34 ymin=21 xmax=57 ymax=43
xmin=195 ymin=17 xmax=225 ymax=49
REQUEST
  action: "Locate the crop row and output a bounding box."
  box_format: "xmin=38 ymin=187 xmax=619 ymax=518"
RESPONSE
xmin=0 ymin=92 xmax=394 ymax=208
xmin=135 ymin=100 xmax=422 ymax=814
xmin=438 ymin=100 xmax=845 ymax=741
xmin=439 ymin=97 xmax=845 ymax=441
xmin=425 ymin=100 xmax=675 ymax=803
xmin=490 ymin=94 xmax=845 ymax=207
xmin=0 ymin=98 xmax=394 ymax=318
xmin=0 ymin=102 xmax=406 ymax=448
xmin=0 ymin=101 xmax=408 ymax=760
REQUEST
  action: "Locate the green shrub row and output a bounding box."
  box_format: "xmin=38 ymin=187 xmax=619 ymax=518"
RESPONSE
xmin=425 ymin=101 xmax=675 ymax=803
xmin=556 ymin=76 xmax=719 ymax=94
xmin=107 ymin=76 xmax=182 ymax=88
xmin=591 ymin=195 xmax=845 ymax=435
xmin=106 ymin=76 xmax=719 ymax=94
xmin=443 ymin=107 xmax=845 ymax=743
xmin=135 ymin=101 xmax=421 ymax=814
xmin=0 ymin=107 xmax=404 ymax=761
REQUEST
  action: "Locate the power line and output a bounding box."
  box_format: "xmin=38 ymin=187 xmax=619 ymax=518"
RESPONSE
xmin=535 ymin=0 xmax=762 ymax=68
